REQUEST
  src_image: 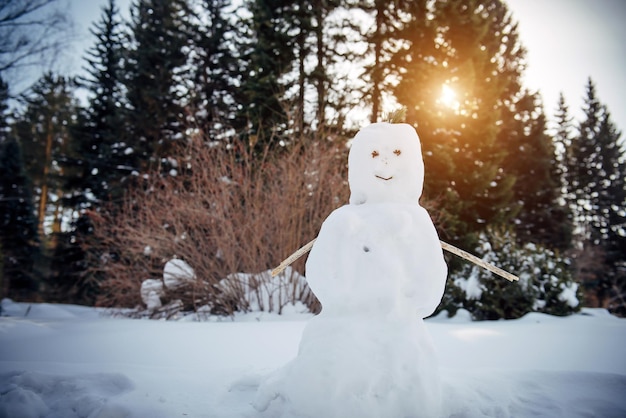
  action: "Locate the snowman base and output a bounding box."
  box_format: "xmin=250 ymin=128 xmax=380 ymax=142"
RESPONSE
xmin=254 ymin=315 xmax=442 ymax=418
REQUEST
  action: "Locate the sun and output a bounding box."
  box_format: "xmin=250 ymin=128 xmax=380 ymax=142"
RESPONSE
xmin=438 ymin=84 xmax=460 ymax=110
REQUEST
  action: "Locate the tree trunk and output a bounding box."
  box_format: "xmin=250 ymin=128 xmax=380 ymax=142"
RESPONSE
xmin=37 ymin=127 xmax=54 ymax=237
xmin=314 ymin=2 xmax=325 ymax=131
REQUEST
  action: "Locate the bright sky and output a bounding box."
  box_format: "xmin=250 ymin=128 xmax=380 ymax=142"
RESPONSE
xmin=66 ymin=0 xmax=626 ymax=134
xmin=506 ymin=0 xmax=626 ymax=133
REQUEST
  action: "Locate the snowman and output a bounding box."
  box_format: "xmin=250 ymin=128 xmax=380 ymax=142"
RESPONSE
xmin=254 ymin=122 xmax=448 ymax=418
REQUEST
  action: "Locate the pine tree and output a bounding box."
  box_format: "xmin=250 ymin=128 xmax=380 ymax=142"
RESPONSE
xmin=565 ymin=78 xmax=626 ymax=313
xmin=567 ymin=80 xmax=603 ymax=242
xmin=0 ymin=77 xmax=40 ymax=300
xmin=13 ymin=73 xmax=79 ymax=238
xmin=125 ymin=0 xmax=194 ymax=172
xmin=308 ymin=0 xmax=347 ymax=133
xmin=0 ymin=138 xmax=42 ymax=301
xmin=358 ymin=0 xmax=415 ymax=123
xmin=500 ymin=91 xmax=571 ymax=251
xmin=11 ymin=73 xmax=81 ymax=299
xmin=391 ymin=0 xmax=525 ymax=245
xmin=75 ymin=0 xmax=129 ymax=205
xmin=595 ymin=111 xmax=626 ymax=314
xmin=189 ymin=0 xmax=240 ymax=140
xmin=236 ymin=0 xmax=297 ymax=149
xmin=553 ymin=92 xmax=575 ymax=230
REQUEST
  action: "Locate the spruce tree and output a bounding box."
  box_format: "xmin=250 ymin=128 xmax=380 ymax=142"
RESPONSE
xmin=548 ymin=93 xmax=577 ymax=251
xmin=0 ymin=138 xmax=41 ymax=301
xmin=553 ymin=92 xmax=575 ymax=229
xmin=0 ymin=77 xmax=40 ymax=300
xmin=236 ymin=0 xmax=297 ymax=149
xmin=189 ymin=0 xmax=241 ymax=140
xmin=358 ymin=0 xmax=416 ymax=123
xmin=500 ymin=91 xmax=571 ymax=251
xmin=13 ymin=73 xmax=78 ymax=238
xmin=308 ymin=0 xmax=345 ymax=133
xmin=11 ymin=73 xmax=80 ymax=297
xmin=391 ymin=0 xmax=525 ymax=245
xmin=76 ymin=0 xmax=129 ymax=205
xmin=567 ymin=79 xmax=603 ymax=241
xmin=125 ymin=0 xmax=194 ymax=172
xmin=566 ymin=78 xmax=626 ymax=313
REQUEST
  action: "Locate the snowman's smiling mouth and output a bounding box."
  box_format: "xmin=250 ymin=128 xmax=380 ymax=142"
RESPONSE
xmin=375 ymin=175 xmax=393 ymax=181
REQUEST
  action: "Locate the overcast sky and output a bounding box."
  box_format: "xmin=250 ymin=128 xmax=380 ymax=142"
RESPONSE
xmin=64 ymin=0 xmax=626 ymax=134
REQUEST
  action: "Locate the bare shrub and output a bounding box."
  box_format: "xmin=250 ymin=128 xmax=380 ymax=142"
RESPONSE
xmin=88 ymin=133 xmax=349 ymax=315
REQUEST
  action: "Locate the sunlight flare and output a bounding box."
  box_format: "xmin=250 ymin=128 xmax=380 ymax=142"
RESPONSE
xmin=438 ymin=84 xmax=460 ymax=110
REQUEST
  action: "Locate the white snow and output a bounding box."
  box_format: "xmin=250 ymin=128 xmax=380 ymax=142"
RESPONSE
xmin=163 ymin=259 xmax=195 ymax=289
xmin=218 ymin=268 xmax=311 ymax=314
xmin=2 ymin=124 xmax=623 ymax=418
xmin=140 ymin=279 xmax=164 ymax=310
xmin=139 ymin=259 xmax=197 ymax=309
xmin=455 ymin=267 xmax=484 ymax=300
xmin=558 ymin=281 xmax=580 ymax=308
xmin=254 ymin=123 xmax=448 ymax=417
xmin=1 ymin=299 xmax=625 ymax=418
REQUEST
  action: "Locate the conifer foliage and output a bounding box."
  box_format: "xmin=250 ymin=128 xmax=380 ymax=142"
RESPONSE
xmin=13 ymin=73 xmax=78 ymax=238
xmin=75 ymin=0 xmax=128 ymax=204
xmin=500 ymin=91 xmax=571 ymax=252
xmin=447 ymin=228 xmax=580 ymax=320
xmin=0 ymin=77 xmax=41 ymax=301
xmin=562 ymin=79 xmax=626 ymax=313
xmin=124 ymin=0 xmax=194 ymax=172
xmin=0 ymin=137 xmax=41 ymax=301
xmin=0 ymin=0 xmax=625 ymax=317
xmin=392 ymin=0 xmax=525 ymax=245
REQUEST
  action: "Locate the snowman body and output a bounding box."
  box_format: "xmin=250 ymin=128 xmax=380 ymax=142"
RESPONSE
xmin=254 ymin=123 xmax=447 ymax=418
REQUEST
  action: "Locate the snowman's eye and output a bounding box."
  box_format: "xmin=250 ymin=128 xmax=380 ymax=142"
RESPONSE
xmin=393 ymin=149 xmax=402 ymax=156
xmin=371 ymin=150 xmax=379 ymax=158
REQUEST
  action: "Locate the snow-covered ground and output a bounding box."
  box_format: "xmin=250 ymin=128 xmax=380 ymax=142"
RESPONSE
xmin=1 ymin=299 xmax=625 ymax=418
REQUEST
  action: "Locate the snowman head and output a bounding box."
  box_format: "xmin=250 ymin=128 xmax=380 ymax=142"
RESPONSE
xmin=348 ymin=122 xmax=424 ymax=205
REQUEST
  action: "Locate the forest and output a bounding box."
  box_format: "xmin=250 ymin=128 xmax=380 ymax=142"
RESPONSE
xmin=0 ymin=0 xmax=624 ymax=319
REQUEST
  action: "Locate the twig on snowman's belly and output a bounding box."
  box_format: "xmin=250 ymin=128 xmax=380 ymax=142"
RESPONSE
xmin=271 ymin=238 xmax=519 ymax=282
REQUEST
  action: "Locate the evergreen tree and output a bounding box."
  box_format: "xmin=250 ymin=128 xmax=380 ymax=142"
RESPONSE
xmin=500 ymin=91 xmax=571 ymax=251
xmin=595 ymin=109 xmax=626 ymax=314
xmin=0 ymin=77 xmax=40 ymax=300
xmin=75 ymin=0 xmax=129 ymax=205
xmin=0 ymin=76 xmax=7 ymax=134
xmin=0 ymin=138 xmax=41 ymax=301
xmin=236 ymin=0 xmax=297 ymax=149
xmin=391 ymin=0 xmax=525 ymax=246
xmin=125 ymin=0 xmax=194 ymax=172
xmin=448 ymin=227 xmax=581 ymax=320
xmin=13 ymin=73 xmax=79 ymax=239
xmin=274 ymin=0 xmax=345 ymax=135
xmin=358 ymin=0 xmax=413 ymax=122
xmin=553 ymin=92 xmax=576 ymax=231
xmin=189 ymin=0 xmax=241 ymax=140
xmin=308 ymin=0 xmax=346 ymax=133
xmin=566 ymin=79 xmax=603 ymax=242
xmin=565 ymin=78 xmax=626 ymax=313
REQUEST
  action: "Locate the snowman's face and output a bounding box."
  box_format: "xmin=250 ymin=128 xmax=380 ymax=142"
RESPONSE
xmin=348 ymin=123 xmax=424 ymax=205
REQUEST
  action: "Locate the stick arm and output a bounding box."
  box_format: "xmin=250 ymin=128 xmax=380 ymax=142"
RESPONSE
xmin=272 ymin=238 xmax=519 ymax=282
